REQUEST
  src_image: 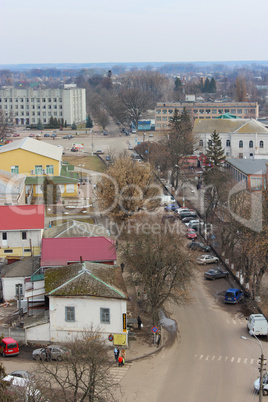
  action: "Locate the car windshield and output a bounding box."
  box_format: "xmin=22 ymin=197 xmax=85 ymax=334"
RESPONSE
xmin=225 ymin=292 xmax=234 ymax=297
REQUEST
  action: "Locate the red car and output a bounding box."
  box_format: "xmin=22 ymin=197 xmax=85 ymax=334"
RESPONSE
xmin=13 ymin=133 xmax=20 ymax=137
xmin=187 ymin=229 xmax=197 ymax=240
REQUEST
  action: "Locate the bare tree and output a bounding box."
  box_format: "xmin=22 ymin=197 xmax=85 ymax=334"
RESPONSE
xmin=117 ymin=88 xmax=152 ymax=129
xmin=121 ymin=215 xmax=195 ymax=324
xmin=33 ymin=329 xmax=118 ymax=402
xmin=0 ymin=110 xmax=14 ymax=140
xmin=96 ymin=153 xmax=160 ymax=222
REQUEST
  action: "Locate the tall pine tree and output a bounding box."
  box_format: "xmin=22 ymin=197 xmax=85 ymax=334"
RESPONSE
xmin=206 ymin=130 xmax=225 ymax=167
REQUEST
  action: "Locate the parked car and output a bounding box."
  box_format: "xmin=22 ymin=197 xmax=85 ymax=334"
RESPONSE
xmin=224 ymin=288 xmax=244 ymax=304
xmin=44 ymin=133 xmax=50 ymax=137
xmin=36 ymin=133 xmax=41 ymax=137
xmin=94 ymin=150 xmax=104 ymax=154
xmin=254 ymin=373 xmax=268 ymax=395
xmin=187 ymin=229 xmax=197 ymax=240
xmin=149 ymin=133 xmax=154 ymax=137
xmin=13 ymin=133 xmax=20 ymax=137
xmin=8 ymin=370 xmax=33 ymax=379
xmin=32 ymin=345 xmax=69 ymax=361
xmin=204 ymin=267 xmax=229 ymax=280
xmin=128 ymin=145 xmax=134 ymax=150
xmin=51 ymin=133 xmax=57 ymax=138
xmin=0 ymin=337 xmax=19 ymax=357
xmin=63 ymin=135 xmax=73 ymax=139
xmin=29 ymin=133 xmax=35 ymax=137
xmin=187 ymin=242 xmax=211 ymax=252
xmin=182 ymin=216 xmax=197 ymax=224
xmin=164 ymin=203 xmax=177 ymax=212
xmin=196 ymin=255 xmax=219 ymax=265
xmin=185 ymin=219 xmax=202 ymax=227
xmin=103 ymin=131 xmax=108 ymax=135
xmin=71 ymin=147 xmax=78 ymax=152
xmin=247 ymin=314 xmax=268 ymax=336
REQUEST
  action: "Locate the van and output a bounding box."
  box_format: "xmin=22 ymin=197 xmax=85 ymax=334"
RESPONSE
xmin=1 ymin=337 xmax=19 ymax=356
xmin=247 ymin=314 xmax=268 ymax=336
xmin=161 ymin=195 xmax=175 ymax=205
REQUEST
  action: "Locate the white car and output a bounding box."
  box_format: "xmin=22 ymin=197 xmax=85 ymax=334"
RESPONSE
xmin=254 ymin=374 xmax=268 ymax=395
xmin=185 ymin=220 xmax=201 ymax=227
xmin=196 ymin=255 xmax=219 ymax=265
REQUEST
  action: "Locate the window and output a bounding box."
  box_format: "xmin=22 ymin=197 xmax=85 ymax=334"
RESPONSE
xmin=32 ymin=112 xmax=35 ymax=116
xmin=54 ymin=98 xmax=57 ymax=102
xmin=260 ymin=141 xmax=264 ymax=148
xmin=15 ymin=284 xmax=23 ymax=296
xmin=244 ymin=109 xmax=248 ymax=114
xmin=46 ymin=165 xmax=54 ymax=174
xmin=43 ymin=105 xmax=46 ymax=109
xmin=20 ymin=105 xmax=24 ymax=109
xmin=48 ymin=98 xmax=51 ymax=102
xmin=2 ymin=232 xmax=7 ymax=240
xmin=48 ymin=112 xmax=51 ymax=116
xmin=54 ymin=105 xmax=57 ymax=109
xmin=32 ymin=118 xmax=35 ymax=122
xmin=100 ymin=308 xmax=110 ymax=324
xmin=239 ymin=140 xmax=243 ymax=148
xmin=22 ymin=231 xmax=27 ymax=240
xmin=199 ymin=109 xmax=204 ymax=114
xmin=24 ymin=248 xmax=31 ymax=252
xmin=65 ymin=306 xmax=75 ymax=322
xmin=237 ymin=109 xmax=242 ymax=114
xmin=37 ymin=98 xmax=40 ymax=102
xmin=66 ymin=184 xmax=75 ymax=194
xmin=168 ymin=109 xmax=173 ymax=114
xmin=43 ymin=112 xmax=46 ymax=116
xmin=156 ymin=109 xmax=161 ymax=114
xmin=162 ymin=109 xmax=167 ymax=114
xmin=199 ymin=140 xmax=203 ymax=146
xmin=54 ymin=112 xmax=57 ymax=116
xmin=42 ymin=98 xmax=46 ymax=102
xmin=4 ymin=249 xmax=13 ymax=253
xmin=239 ymin=153 xmax=243 ymax=159
xmin=212 ymin=109 xmax=217 ymax=114
xmin=226 ymin=140 xmax=231 ymax=147
xmin=11 ymin=165 xmax=19 ymax=174
xmin=218 ymin=109 xmax=223 ymax=114
xmin=231 ymin=109 xmax=236 ymax=114
xmin=251 ymin=177 xmax=263 ymax=190
xmin=162 ymin=116 xmax=167 ymax=121
xmin=193 ymin=109 xmax=198 ymax=114
xmin=35 ymin=165 xmax=43 ymax=175
xmin=59 ymin=98 xmax=62 ymax=102
xmin=31 ymin=98 xmax=34 ymax=102
xmin=206 ymin=109 xmax=211 ymax=114
xmin=249 ymin=140 xmax=253 ymax=148
xmin=225 ymin=109 xmax=230 ymax=113
xmin=156 ymin=117 xmax=161 ymax=121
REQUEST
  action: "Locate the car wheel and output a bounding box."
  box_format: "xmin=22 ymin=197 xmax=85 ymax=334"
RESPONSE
xmin=2 ymin=352 xmax=5 ymax=357
xmin=215 ymin=259 xmax=219 ymax=263
xmin=263 ymin=390 xmax=268 ymax=396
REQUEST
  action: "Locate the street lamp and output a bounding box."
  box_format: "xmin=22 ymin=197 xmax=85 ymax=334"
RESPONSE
xmin=241 ymin=334 xmax=265 ymax=400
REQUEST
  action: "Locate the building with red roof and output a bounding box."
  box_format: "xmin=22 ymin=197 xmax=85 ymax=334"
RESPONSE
xmin=40 ymin=236 xmax=116 ymax=267
xmin=0 ymin=205 xmax=44 ymax=262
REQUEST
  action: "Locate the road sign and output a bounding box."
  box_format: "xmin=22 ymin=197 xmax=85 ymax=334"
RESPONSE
xmin=211 ymin=235 xmax=216 ymax=239
xmin=151 ymin=326 xmax=158 ymax=333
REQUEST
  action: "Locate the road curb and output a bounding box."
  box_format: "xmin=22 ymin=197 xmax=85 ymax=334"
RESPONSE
xmin=127 ymin=344 xmax=164 ymax=363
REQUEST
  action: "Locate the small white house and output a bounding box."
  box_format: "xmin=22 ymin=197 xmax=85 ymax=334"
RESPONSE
xmin=25 ymin=262 xmax=129 ymax=346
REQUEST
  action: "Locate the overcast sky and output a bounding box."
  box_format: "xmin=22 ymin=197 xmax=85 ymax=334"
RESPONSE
xmin=1 ymin=0 xmax=267 ymax=65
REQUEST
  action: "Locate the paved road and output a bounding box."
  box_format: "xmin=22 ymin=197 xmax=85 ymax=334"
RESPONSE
xmin=118 ymin=270 xmax=267 ymax=402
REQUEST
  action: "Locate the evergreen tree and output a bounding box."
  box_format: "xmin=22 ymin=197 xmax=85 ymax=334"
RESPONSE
xmin=206 ymin=130 xmax=225 ymax=168
xmin=64 ymin=120 xmax=67 ymax=128
xmin=204 ymin=78 xmax=210 ymax=93
xmin=71 ymin=122 xmax=77 ymax=130
xmin=86 ymin=114 xmax=93 ymax=128
xmin=209 ymin=77 xmax=216 ymax=93
xmin=37 ymin=119 xmax=44 ymax=130
xmin=174 ymin=77 xmax=182 ymax=91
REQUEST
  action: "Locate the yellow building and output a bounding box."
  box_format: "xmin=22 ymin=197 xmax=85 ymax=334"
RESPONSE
xmin=0 ymin=137 xmax=62 ymax=176
xmin=25 ymin=176 xmax=78 ymax=198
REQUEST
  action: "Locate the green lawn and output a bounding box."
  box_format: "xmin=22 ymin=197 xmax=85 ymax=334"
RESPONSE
xmin=63 ymin=155 xmax=106 ymax=172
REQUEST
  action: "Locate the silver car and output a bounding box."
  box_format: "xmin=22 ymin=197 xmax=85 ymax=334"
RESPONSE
xmin=196 ymin=255 xmax=219 ymax=265
xmin=32 ymin=345 xmax=69 ymax=361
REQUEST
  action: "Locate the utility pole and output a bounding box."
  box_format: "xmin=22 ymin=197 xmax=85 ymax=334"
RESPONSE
xmin=259 ymin=353 xmax=265 ymax=401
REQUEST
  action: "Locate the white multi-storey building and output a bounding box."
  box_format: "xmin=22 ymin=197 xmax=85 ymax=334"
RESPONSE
xmin=0 ymin=85 xmax=86 ymax=126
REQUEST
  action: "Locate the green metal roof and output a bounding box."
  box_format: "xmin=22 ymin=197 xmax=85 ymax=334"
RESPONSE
xmin=25 ymin=175 xmax=78 ymax=185
xmin=216 ymin=113 xmax=239 ymax=119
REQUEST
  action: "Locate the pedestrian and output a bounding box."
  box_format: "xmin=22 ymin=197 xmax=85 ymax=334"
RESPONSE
xmin=137 ymin=316 xmax=142 ymax=330
xmin=121 ymin=349 xmax=126 ymax=360
xmin=114 ymin=347 xmax=118 ymax=361
xmin=120 ymin=262 xmax=125 ymax=273
xmin=116 ymin=347 xmax=120 ymax=361
xmin=118 ymin=356 xmax=123 ymax=367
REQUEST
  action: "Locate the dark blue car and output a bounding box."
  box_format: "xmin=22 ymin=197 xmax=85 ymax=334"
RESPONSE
xmin=164 ymin=203 xmax=177 ymax=212
xmin=224 ymin=288 xmax=244 ymax=304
